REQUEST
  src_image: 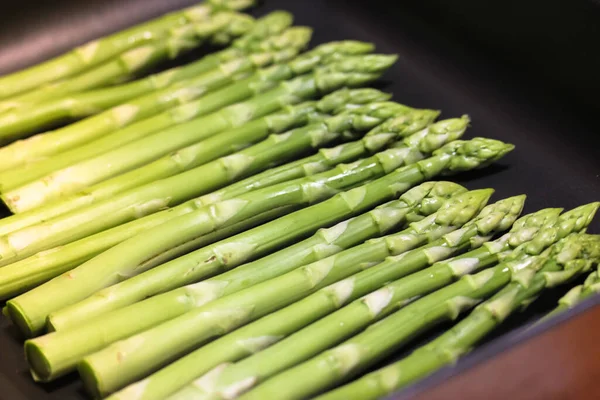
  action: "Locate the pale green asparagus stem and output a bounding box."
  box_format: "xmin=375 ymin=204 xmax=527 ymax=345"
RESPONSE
xmin=29 ymin=136 xmax=513 ymax=390
xmin=0 ymin=0 xmax=256 ymax=101
xmin=318 ymin=234 xmax=600 ymax=400
xmin=110 ymin=193 xmax=524 ymax=400
xmin=0 ymin=26 xmax=308 ymax=181
xmin=1 ymin=39 xmax=326 ymax=209
xmin=0 ymin=60 xmax=393 ymax=261
xmin=182 ymin=202 xmax=598 ymax=400
xmin=24 ymin=135 xmax=512 ymax=383
xmin=0 ymin=92 xmax=400 ymax=304
xmin=0 ymin=11 xmax=294 ymax=115
xmin=25 ymin=183 xmax=469 ymax=383
xmin=0 ymin=12 xmax=255 ymax=122
xmin=44 ymin=115 xmax=465 ymax=332
xmin=6 ymin=102 xmax=422 ymax=337
xmin=65 ymin=189 xmax=490 ymax=396
xmin=0 ymin=39 xmax=373 ymax=173
xmin=235 ymin=256 xmax=540 ymax=400
xmin=541 ymin=263 xmax=600 ymax=320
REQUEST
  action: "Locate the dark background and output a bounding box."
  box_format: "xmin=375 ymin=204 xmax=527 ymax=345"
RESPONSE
xmin=0 ymin=0 xmax=599 ymax=399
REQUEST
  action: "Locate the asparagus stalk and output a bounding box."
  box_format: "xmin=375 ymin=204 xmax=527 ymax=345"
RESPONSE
xmin=0 ymin=102 xmax=407 ymax=271
xmin=110 ymin=193 xmax=524 ymax=400
xmin=0 ymin=11 xmax=294 ymax=115
xmin=42 ymin=116 xmax=467 ymax=331
xmin=0 ymin=12 xmax=255 ymax=117
xmin=234 ymin=258 xmax=538 ymax=400
xmin=0 ymin=92 xmax=401 ymax=304
xmin=181 ymin=202 xmax=597 ymax=400
xmin=2 ymin=55 xmax=397 ymax=213
xmin=0 ymin=0 xmax=256 ymax=100
xmin=319 ymin=234 xmax=600 ymax=400
xmin=0 ymin=25 xmax=308 ymax=191
xmin=23 ymin=182 xmax=469 ymax=382
xmin=544 ymin=266 xmax=600 ymax=319
xmin=0 ymin=39 xmax=373 ymax=175
xmin=0 ymin=59 xmax=391 ymax=251
xmin=1 ymin=37 xmax=324 ymax=208
xmin=6 ymin=102 xmax=429 ymax=337
xmin=61 ymin=188 xmax=488 ymax=396
xmin=30 ymin=136 xmax=513 ymax=388
xmin=0 ymin=17 xmax=300 ymax=150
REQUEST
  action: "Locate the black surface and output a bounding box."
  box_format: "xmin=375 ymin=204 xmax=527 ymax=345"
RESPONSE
xmin=0 ymin=0 xmax=599 ymax=399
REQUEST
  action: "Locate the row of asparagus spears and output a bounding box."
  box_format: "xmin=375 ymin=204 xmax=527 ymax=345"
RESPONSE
xmin=0 ymin=2 xmax=598 ymax=400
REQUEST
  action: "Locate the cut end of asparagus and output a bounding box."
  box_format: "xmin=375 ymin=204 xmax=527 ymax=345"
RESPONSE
xmin=24 ymin=340 xmax=53 ymax=382
xmin=78 ymin=360 xmax=104 ymax=399
xmin=4 ymin=300 xmax=37 ymax=338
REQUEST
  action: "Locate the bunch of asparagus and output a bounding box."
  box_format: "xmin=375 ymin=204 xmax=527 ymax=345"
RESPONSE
xmin=0 ymin=2 xmax=597 ymax=400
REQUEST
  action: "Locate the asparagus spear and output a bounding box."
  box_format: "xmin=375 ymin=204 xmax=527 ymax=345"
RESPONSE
xmin=55 ymin=189 xmax=488 ymax=395
xmin=181 ymin=202 xmax=596 ymax=400
xmin=544 ymin=266 xmax=600 ymax=319
xmin=318 ymin=234 xmax=600 ymax=400
xmin=0 ymin=11 xmax=294 ymax=115
xmin=6 ymin=102 xmax=429 ymax=337
xmin=0 ymin=18 xmax=301 ymax=150
xmin=0 ymin=39 xmax=373 ymax=175
xmin=0 ymin=12 xmax=255 ymax=117
xmin=0 ymin=26 xmax=308 ymax=190
xmin=24 ymin=182 xmax=469 ymax=382
xmin=233 ymin=258 xmax=535 ymax=399
xmin=28 ymin=136 xmax=512 ymax=388
xmin=0 ymin=90 xmax=399 ymax=303
xmin=0 ymin=60 xmax=391 ymax=248
xmin=2 ymin=55 xmax=397 ymax=213
xmin=42 ymin=117 xmax=468 ymax=331
xmin=109 ymin=193 xmax=524 ymax=400
xmin=0 ymin=33 xmax=319 ymax=206
xmin=0 ymin=0 xmax=256 ymax=101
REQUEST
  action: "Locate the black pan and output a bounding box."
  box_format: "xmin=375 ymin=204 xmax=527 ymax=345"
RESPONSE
xmin=0 ymin=1 xmax=598 ymax=399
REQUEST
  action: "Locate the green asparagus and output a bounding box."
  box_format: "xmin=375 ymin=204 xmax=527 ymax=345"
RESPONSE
xmin=0 ymin=12 xmax=255 ymax=118
xmin=2 ymin=55 xmax=399 ymax=212
xmin=541 ymin=263 xmax=600 ymax=320
xmin=234 ymin=258 xmax=533 ymax=399
xmin=6 ymin=101 xmax=426 ymax=336
xmin=43 ymin=116 xmax=468 ymax=332
xmin=24 ymin=182 xmax=468 ymax=382
xmin=179 ymin=202 xmax=598 ymax=400
xmin=0 ymin=37 xmax=323 ymax=207
xmin=0 ymin=17 xmax=301 ymax=153
xmin=0 ymin=11 xmax=293 ymax=115
xmin=317 ymin=234 xmax=600 ymax=400
xmin=0 ymin=58 xmax=392 ymax=253
xmin=62 ymin=188 xmax=488 ymax=396
xmin=109 ymin=193 xmax=524 ymax=400
xmin=0 ymin=90 xmax=398 ymax=303
xmin=0 ymin=39 xmax=373 ymax=175
xmin=30 ymin=135 xmax=513 ymax=389
xmin=0 ymin=0 xmax=256 ymax=101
